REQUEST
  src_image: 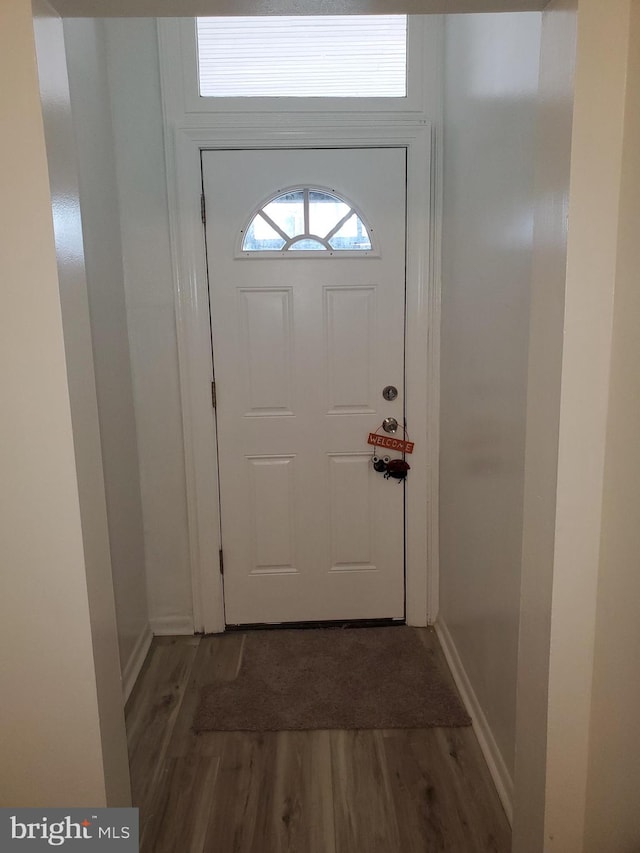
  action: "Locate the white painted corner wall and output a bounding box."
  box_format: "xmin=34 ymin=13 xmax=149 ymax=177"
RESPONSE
xmin=0 ymin=0 xmax=129 ymax=806
xmin=583 ymin=4 xmax=640 ymax=848
xmin=512 ymin=1 xmax=577 ymax=849
xmin=438 ymin=10 xmax=542 ymax=816
xmin=514 ymin=1 xmax=640 ymax=849
xmin=539 ymin=0 xmax=638 ymax=848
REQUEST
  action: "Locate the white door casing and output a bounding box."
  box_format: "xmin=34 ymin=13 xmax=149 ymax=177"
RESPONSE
xmin=203 ymin=147 xmax=407 ymax=624
xmin=156 ymin=114 xmax=436 ymax=634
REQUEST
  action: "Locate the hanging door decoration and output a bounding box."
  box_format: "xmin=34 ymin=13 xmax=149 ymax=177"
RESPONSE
xmin=368 ymin=423 xmax=413 ymax=482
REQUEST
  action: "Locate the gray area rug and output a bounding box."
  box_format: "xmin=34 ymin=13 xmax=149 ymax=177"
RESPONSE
xmin=193 ymin=626 xmax=471 ymax=732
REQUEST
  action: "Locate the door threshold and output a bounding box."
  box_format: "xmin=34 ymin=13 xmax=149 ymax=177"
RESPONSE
xmin=225 ymin=617 xmax=405 ymax=632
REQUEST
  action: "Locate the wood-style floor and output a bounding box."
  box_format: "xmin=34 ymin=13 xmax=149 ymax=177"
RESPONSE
xmin=126 ymin=628 xmax=511 ymax=853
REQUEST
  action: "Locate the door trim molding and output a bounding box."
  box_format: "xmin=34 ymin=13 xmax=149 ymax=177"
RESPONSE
xmin=162 ymin=121 xmax=440 ymax=632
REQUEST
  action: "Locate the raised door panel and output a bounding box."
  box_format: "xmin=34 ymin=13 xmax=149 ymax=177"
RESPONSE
xmin=247 ymin=455 xmax=297 ymax=574
xmin=239 ymin=288 xmax=293 ymax=416
xmin=328 ymin=453 xmax=376 ymax=572
xmin=325 ymin=286 xmax=376 ymax=414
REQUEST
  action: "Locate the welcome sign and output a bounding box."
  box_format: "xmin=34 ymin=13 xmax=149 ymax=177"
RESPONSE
xmin=367 ymin=432 xmax=415 ymax=454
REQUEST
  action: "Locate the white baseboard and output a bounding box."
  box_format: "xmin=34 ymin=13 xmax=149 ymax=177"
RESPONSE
xmin=149 ymin=614 xmax=195 ymax=636
xmin=121 ymin=623 xmax=153 ymax=703
xmin=435 ymin=618 xmax=514 ymax=824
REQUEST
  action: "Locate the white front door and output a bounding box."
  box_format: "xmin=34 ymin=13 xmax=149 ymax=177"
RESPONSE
xmin=203 ymin=147 xmax=407 ymax=625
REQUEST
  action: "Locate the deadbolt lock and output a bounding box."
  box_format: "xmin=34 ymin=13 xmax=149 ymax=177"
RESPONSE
xmin=382 ymin=385 xmax=399 ymax=402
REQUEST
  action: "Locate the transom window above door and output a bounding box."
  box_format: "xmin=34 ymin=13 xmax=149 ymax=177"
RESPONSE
xmin=157 ymin=18 xmax=429 ymax=117
xmin=239 ymin=188 xmax=375 ymax=256
xmin=196 ymin=17 xmax=407 ymax=99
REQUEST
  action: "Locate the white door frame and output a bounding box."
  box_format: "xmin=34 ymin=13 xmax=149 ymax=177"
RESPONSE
xmin=163 ymin=121 xmax=439 ymax=633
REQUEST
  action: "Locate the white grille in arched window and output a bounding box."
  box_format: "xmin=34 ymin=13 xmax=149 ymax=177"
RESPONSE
xmin=240 ymin=188 xmax=374 ymax=256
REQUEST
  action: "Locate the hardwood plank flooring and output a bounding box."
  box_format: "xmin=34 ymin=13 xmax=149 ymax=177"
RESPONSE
xmin=125 ymin=628 xmax=511 ymax=853
xmin=126 ymin=635 xmax=199 ymax=811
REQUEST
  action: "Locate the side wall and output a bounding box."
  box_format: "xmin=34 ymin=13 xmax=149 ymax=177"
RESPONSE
xmin=64 ymin=17 xmax=150 ymax=690
xmin=438 ymin=11 xmax=541 ymax=814
xmin=105 ymin=19 xmax=193 ymax=633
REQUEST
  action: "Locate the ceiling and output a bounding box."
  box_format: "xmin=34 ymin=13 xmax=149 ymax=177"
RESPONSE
xmin=52 ymin=0 xmax=546 ymax=18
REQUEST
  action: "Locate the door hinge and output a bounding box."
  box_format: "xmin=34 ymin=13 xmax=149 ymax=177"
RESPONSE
xmin=219 ymin=549 xmax=224 ymax=575
xmin=201 ymin=192 xmax=206 ymax=225
xmin=211 ymin=379 xmax=216 ymax=409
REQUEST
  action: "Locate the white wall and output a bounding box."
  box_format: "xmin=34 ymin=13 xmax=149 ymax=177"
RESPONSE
xmin=64 ymin=17 xmax=150 ymax=688
xmin=62 ymin=16 xmax=191 ymax=638
xmin=584 ymin=4 xmax=640 ymax=847
xmin=105 ymin=19 xmax=193 ymax=633
xmin=0 ymin=0 xmax=128 ymax=806
xmin=439 ymin=11 xmax=541 ymax=812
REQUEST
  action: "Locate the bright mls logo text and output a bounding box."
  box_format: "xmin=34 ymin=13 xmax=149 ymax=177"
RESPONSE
xmin=8 ymin=813 xmax=133 ymax=847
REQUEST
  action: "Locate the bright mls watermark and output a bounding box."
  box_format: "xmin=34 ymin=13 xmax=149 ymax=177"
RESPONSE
xmin=0 ymin=809 xmax=138 ymax=851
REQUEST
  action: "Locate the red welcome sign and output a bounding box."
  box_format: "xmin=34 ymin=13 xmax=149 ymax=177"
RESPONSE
xmin=367 ymin=432 xmax=415 ymax=454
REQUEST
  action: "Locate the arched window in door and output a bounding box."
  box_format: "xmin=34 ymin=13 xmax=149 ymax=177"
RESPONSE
xmin=240 ymin=187 xmax=374 ymax=255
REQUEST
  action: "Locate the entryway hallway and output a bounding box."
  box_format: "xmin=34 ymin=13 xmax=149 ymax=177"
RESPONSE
xmin=127 ymin=629 xmax=510 ymax=852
